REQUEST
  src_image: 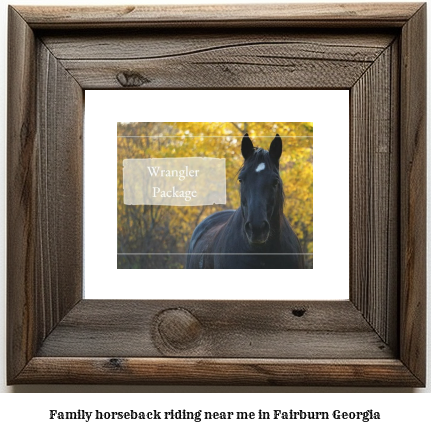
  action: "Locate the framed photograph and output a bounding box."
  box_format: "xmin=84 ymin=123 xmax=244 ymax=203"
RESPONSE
xmin=85 ymin=90 xmax=349 ymax=301
xmin=116 ymin=121 xmax=314 ymax=271
xmin=7 ymin=3 xmax=426 ymax=386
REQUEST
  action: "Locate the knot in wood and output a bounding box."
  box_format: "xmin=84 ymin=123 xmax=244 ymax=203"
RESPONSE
xmin=108 ymin=358 xmax=123 ymax=369
xmin=155 ymin=308 xmax=203 ymax=351
xmin=116 ymin=71 xmax=150 ymax=87
xmin=292 ymin=308 xmax=306 ymax=317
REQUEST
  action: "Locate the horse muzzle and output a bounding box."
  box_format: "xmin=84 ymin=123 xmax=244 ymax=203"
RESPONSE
xmin=244 ymin=220 xmax=270 ymax=244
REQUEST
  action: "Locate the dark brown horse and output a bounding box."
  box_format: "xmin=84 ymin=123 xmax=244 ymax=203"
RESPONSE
xmin=186 ymin=134 xmax=304 ymax=269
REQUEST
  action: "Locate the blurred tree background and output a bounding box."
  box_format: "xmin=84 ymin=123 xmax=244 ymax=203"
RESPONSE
xmin=117 ymin=122 xmax=313 ymax=269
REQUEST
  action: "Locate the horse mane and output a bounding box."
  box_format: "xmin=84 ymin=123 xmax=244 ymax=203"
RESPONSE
xmin=238 ymin=147 xmax=285 ymax=219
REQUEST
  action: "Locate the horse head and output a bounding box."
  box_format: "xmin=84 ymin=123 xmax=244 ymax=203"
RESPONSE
xmin=238 ymin=133 xmax=284 ymax=245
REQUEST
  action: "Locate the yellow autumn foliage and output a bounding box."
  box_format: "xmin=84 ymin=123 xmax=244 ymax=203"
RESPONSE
xmin=117 ymin=122 xmax=313 ymax=268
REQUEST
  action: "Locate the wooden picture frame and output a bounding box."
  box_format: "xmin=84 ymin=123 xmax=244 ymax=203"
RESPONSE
xmin=7 ymin=3 xmax=426 ymax=386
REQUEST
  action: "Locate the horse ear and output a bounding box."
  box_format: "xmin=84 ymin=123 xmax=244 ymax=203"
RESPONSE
xmin=241 ymin=133 xmax=254 ymax=160
xmin=269 ymin=134 xmax=282 ymax=162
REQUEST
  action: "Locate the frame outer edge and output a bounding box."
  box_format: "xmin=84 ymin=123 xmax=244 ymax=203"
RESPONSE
xmin=6 ymin=3 xmax=427 ymax=386
xmin=13 ymin=357 xmax=423 ymax=387
xmin=11 ymin=3 xmax=425 ymax=29
xmin=7 ymin=6 xmax=38 ymax=383
xmin=399 ymin=3 xmax=427 ymax=385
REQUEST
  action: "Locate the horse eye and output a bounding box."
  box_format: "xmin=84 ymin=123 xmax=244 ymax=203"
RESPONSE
xmin=272 ymin=179 xmax=279 ymax=187
xmin=238 ymin=178 xmax=242 ymax=183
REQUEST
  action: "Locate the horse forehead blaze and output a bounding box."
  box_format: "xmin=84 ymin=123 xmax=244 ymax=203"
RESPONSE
xmin=255 ymin=162 xmax=265 ymax=172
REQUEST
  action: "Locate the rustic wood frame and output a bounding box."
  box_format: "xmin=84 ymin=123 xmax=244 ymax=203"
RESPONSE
xmin=7 ymin=3 xmax=426 ymax=386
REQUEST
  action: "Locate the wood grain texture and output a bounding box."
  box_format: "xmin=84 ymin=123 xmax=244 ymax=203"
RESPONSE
xmin=7 ymin=3 xmax=427 ymax=386
xmin=36 ymin=300 xmax=393 ymax=359
xmin=53 ymin=32 xmax=394 ymax=89
xmin=387 ymin=38 xmax=401 ymax=354
xmin=399 ymin=3 xmax=427 ymax=385
xmin=7 ymin=6 xmax=83 ymax=384
xmin=350 ymin=44 xmax=399 ymax=348
xmin=41 ymin=31 xmax=395 ymax=60
xmin=60 ymin=57 xmax=372 ymax=90
xmin=15 ymin=358 xmax=422 ymax=386
xmin=35 ymin=40 xmax=84 ymax=337
xmin=7 ymin=6 xmax=38 ymax=381
xmin=15 ymin=3 xmax=423 ymax=29
xmin=42 ymin=30 xmax=394 ymax=89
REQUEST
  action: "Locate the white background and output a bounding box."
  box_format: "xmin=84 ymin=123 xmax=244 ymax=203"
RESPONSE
xmin=85 ymin=90 xmax=349 ymax=300
xmin=1 ymin=0 xmax=430 ymax=429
